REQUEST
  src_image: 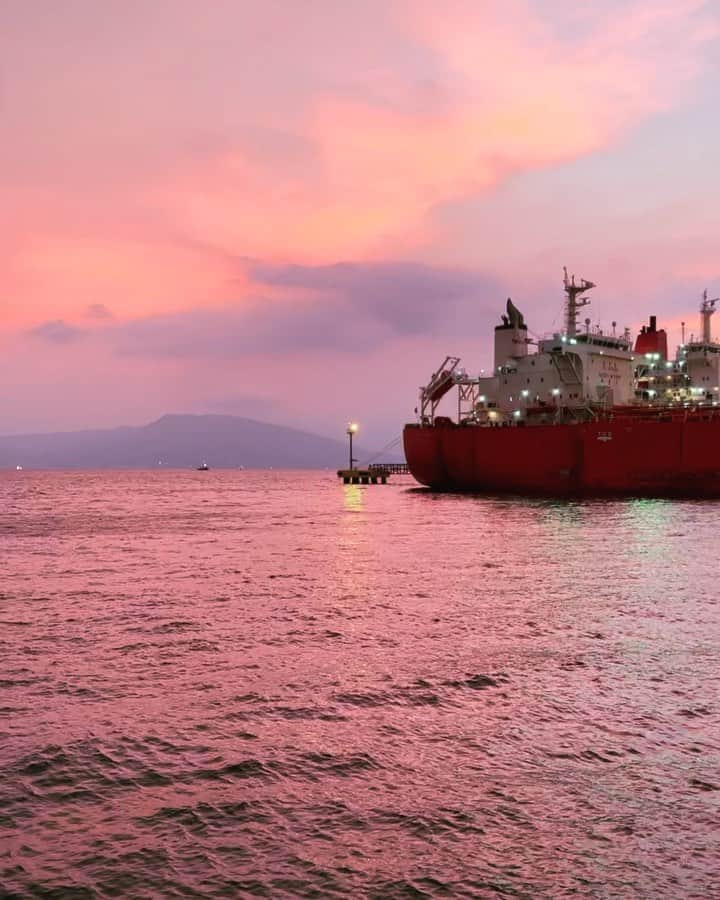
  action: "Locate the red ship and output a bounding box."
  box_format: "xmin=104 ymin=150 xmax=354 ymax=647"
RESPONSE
xmin=403 ymin=271 xmax=720 ymax=496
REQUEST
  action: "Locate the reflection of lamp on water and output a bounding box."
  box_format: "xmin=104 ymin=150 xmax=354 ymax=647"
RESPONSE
xmin=343 ymin=483 xmax=363 ymax=510
xmin=347 ymin=421 xmax=358 ymax=469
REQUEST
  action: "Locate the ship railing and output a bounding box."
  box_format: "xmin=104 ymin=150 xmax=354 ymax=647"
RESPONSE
xmin=368 ymin=463 xmax=410 ymax=475
xmin=538 ymin=330 xmax=632 ymax=351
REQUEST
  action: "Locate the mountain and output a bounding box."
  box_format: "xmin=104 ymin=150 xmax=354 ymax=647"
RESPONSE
xmin=0 ymin=414 xmax=399 ymax=469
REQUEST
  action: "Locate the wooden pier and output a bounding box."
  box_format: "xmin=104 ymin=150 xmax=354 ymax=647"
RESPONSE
xmin=336 ymin=462 xmax=410 ymax=484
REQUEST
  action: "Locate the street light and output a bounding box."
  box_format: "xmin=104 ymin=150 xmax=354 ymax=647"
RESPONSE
xmin=347 ymin=422 xmax=358 ymax=470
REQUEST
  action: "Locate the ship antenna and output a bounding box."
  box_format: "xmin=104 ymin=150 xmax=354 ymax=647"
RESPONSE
xmin=563 ymin=267 xmax=595 ymax=338
xmin=700 ymin=288 xmax=719 ymax=344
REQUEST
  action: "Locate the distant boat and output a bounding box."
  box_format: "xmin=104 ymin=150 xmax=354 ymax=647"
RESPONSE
xmin=15 ymin=465 xmax=23 ymax=471
xmin=197 ymin=462 xmax=209 ymax=471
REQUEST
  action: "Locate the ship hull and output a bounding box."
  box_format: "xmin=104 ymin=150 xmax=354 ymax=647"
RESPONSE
xmin=403 ymin=414 xmax=720 ymax=496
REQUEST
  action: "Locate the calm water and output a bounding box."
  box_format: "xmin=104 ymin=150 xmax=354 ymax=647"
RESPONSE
xmin=1 ymin=471 xmax=719 ymax=899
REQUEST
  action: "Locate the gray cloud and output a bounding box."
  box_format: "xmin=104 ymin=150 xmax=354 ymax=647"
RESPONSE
xmin=28 ymin=320 xmax=85 ymax=344
xmin=85 ymin=303 xmax=114 ymax=320
xmin=108 ymin=260 xmax=502 ymax=359
xmin=11 ymin=260 xmax=499 ymax=361
xmin=200 ymin=391 xmax=283 ymax=419
xmin=248 ymin=260 xmax=500 ymax=334
xmin=111 ymin=300 xmax=385 ymax=358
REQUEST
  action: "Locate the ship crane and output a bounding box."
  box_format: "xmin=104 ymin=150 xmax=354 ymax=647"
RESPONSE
xmin=563 ymin=267 xmax=595 ymax=338
xmin=700 ymin=289 xmax=719 ymax=344
xmin=418 ymin=356 xmax=461 ymax=423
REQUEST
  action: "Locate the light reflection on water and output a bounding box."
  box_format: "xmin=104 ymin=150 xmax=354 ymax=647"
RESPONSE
xmin=1 ymin=470 xmax=718 ymax=898
xmin=342 ymin=483 xmax=364 ymax=511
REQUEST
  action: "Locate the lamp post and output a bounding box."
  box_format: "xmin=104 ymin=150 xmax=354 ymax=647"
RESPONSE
xmin=347 ymin=422 xmax=358 ymax=470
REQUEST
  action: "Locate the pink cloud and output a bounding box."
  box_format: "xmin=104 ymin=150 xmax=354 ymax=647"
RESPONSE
xmin=1 ymin=0 xmax=719 ymax=434
xmin=142 ymin=0 xmax=718 ymax=274
xmin=4 ymin=0 xmax=715 ymax=327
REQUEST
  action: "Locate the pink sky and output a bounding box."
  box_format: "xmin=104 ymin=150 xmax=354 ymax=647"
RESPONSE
xmin=2 ymin=0 xmax=719 ymax=441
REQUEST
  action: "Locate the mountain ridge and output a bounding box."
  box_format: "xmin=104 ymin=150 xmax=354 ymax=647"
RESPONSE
xmin=0 ymin=413 xmax=400 ymax=469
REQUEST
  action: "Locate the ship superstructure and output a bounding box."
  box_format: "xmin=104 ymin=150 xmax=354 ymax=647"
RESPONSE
xmin=406 ymin=272 xmax=720 ymax=495
xmin=417 ymin=272 xmax=720 ymax=427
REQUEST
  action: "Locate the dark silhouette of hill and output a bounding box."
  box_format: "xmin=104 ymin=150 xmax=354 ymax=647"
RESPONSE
xmin=0 ymin=414 xmax=399 ymax=469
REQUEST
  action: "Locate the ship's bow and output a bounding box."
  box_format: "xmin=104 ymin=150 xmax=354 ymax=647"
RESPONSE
xmin=403 ymin=424 xmax=448 ymax=488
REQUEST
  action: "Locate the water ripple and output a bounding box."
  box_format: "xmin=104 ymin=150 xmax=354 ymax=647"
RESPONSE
xmin=1 ymin=471 xmax=719 ymax=897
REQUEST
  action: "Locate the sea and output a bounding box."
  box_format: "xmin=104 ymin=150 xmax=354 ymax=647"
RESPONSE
xmin=1 ymin=470 xmax=718 ymax=899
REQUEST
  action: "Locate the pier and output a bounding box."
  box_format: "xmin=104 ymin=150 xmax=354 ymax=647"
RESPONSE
xmin=336 ymin=463 xmax=410 ymax=484
xmin=339 ymin=422 xmax=409 ymax=483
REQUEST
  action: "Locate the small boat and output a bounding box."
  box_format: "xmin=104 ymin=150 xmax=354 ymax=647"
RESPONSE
xmin=197 ymin=462 xmax=209 ymax=471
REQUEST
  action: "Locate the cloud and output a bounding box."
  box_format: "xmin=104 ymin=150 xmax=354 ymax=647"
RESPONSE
xmin=2 ymin=0 xmax=717 ymax=335
xmin=28 ymin=320 xmax=85 ymax=344
xmin=85 ymin=303 xmax=114 ymax=320
xmin=107 ymin=260 xmax=502 ymax=358
xmin=200 ymin=391 xmax=284 ymax=420
xmin=152 ymin=0 xmax=718 ymax=264
xmin=247 ymin=260 xmax=500 ymax=333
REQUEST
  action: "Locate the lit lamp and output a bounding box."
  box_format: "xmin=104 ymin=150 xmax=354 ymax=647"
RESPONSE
xmin=347 ymin=422 xmax=358 ymax=470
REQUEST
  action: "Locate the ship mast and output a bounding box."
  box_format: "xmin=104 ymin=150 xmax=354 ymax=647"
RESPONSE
xmin=563 ymin=267 xmax=595 ymax=338
xmin=700 ymin=289 xmax=718 ymax=344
